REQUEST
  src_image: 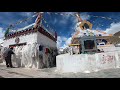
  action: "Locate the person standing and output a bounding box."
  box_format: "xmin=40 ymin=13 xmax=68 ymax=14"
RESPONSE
xmin=3 ymin=47 xmax=15 ymax=68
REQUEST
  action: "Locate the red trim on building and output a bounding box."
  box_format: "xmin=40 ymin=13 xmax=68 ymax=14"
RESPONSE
xmin=4 ymin=27 xmax=57 ymax=42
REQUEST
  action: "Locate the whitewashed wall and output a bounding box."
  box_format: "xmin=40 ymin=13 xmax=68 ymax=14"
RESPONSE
xmin=3 ymin=32 xmax=57 ymax=48
xmin=56 ymin=52 xmax=120 ymax=73
xmin=56 ymin=54 xmax=97 ymax=73
xmin=95 ymin=52 xmax=116 ymax=70
xmin=37 ymin=32 xmax=56 ymax=48
xmin=98 ymin=47 xmax=120 ymax=52
xmin=3 ymin=33 xmax=37 ymax=47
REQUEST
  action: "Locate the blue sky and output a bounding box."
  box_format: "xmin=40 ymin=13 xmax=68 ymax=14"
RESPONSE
xmin=0 ymin=12 xmax=120 ymax=48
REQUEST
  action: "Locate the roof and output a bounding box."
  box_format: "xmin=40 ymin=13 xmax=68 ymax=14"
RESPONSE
xmin=17 ymin=23 xmax=35 ymax=32
xmin=9 ymin=23 xmax=35 ymax=34
xmin=4 ymin=26 xmax=57 ymax=42
xmin=114 ymin=31 xmax=120 ymax=36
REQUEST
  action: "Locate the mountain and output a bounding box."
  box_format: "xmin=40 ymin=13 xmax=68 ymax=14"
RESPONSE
xmin=114 ymin=31 xmax=120 ymax=36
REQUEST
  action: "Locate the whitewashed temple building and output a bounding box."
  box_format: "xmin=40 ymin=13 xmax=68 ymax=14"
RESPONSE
xmin=3 ymin=23 xmax=57 ymax=48
xmin=2 ymin=12 xmax=58 ymax=69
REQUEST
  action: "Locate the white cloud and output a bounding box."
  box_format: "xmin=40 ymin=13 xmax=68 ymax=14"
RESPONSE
xmin=26 ymin=12 xmax=32 ymax=16
xmin=57 ymin=36 xmax=63 ymax=48
xmin=95 ymin=27 xmax=102 ymax=30
xmin=0 ymin=12 xmax=34 ymax=31
xmin=58 ymin=12 xmax=77 ymax=25
xmin=0 ymin=39 xmax=3 ymax=44
xmin=62 ymin=37 xmax=67 ymax=41
xmin=53 ymin=18 xmax=57 ymax=24
xmin=0 ymin=27 xmax=4 ymax=38
xmin=62 ymin=12 xmax=75 ymax=19
xmin=105 ymin=22 xmax=120 ymax=34
xmin=65 ymin=37 xmax=72 ymax=45
xmin=61 ymin=37 xmax=72 ymax=49
xmin=80 ymin=12 xmax=91 ymax=20
xmin=57 ymin=36 xmax=72 ymax=49
xmin=61 ymin=44 xmax=67 ymax=49
xmin=20 ymin=12 xmax=33 ymax=17
xmin=0 ymin=27 xmax=4 ymax=43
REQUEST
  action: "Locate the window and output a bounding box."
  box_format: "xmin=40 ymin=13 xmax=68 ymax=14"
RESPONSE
xmin=100 ymin=44 xmax=105 ymax=45
xmin=102 ymin=39 xmax=107 ymax=44
xmin=84 ymin=40 xmax=95 ymax=49
xmin=99 ymin=34 xmax=102 ymax=36
xmin=83 ymin=23 xmax=89 ymax=29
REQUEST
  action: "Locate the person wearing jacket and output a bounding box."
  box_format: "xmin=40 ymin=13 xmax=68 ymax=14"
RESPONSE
xmin=3 ymin=47 xmax=15 ymax=68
